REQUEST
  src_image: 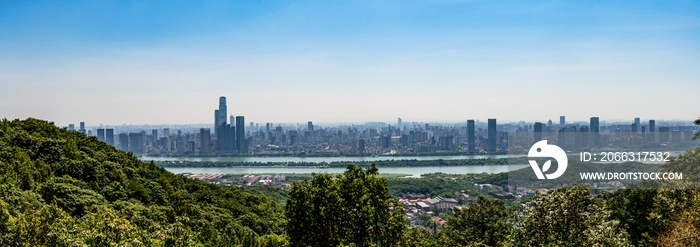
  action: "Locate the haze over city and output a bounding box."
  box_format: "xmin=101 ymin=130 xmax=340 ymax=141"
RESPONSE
xmin=1 ymin=1 xmax=699 ymax=125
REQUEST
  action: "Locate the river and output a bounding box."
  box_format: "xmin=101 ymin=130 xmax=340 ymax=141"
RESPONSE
xmin=161 ymin=165 xmax=530 ymax=178
xmin=141 ymin=154 xmax=526 ymax=163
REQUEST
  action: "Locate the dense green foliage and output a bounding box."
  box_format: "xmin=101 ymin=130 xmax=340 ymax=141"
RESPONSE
xmin=285 ymin=164 xmax=406 ymax=247
xmin=387 ymin=173 xmax=491 ymax=200
xmin=439 ymin=196 xmax=516 ymax=246
xmin=1 ymin=118 xmax=700 ymax=246
xmin=0 ymin=118 xmax=286 ymax=246
xmin=241 ymin=187 xmax=289 ymax=206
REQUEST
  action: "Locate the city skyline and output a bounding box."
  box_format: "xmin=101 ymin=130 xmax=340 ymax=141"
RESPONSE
xmin=2 ymin=1 xmax=699 ymax=125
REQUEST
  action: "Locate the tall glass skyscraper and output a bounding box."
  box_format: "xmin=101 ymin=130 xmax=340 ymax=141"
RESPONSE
xmin=534 ymin=122 xmax=543 ymax=143
xmin=105 ymin=129 xmax=114 ymax=146
xmin=236 ymin=116 xmax=246 ymax=153
xmin=590 ymin=117 xmax=600 ymax=147
xmin=214 ymin=96 xmax=227 ymax=134
xmin=488 ymin=119 xmax=497 ymax=152
xmin=467 ymin=120 xmax=475 ymax=153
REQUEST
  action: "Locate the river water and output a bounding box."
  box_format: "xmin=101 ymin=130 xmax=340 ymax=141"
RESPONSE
xmin=161 ymin=165 xmax=530 ymax=178
xmin=141 ymin=154 xmax=525 ymax=163
xmin=144 ymin=150 xmax=688 ymax=177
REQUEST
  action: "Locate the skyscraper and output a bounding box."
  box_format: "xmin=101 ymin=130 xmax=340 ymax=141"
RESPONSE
xmin=163 ymin=128 xmax=170 ymax=137
xmin=97 ymin=129 xmax=105 ymax=142
xmin=214 ymin=96 xmax=227 ymax=134
xmin=79 ymin=122 xmax=86 ymax=134
xmin=308 ymin=121 xmax=313 ymax=132
xmin=634 ymin=118 xmax=641 ymax=132
xmin=236 ymin=116 xmax=246 ymax=153
xmin=68 ymin=124 xmax=75 ymax=131
xmin=488 ymin=119 xmax=497 ymax=152
xmin=398 ymin=118 xmax=402 ymax=127
xmin=129 ymin=132 xmax=143 ymax=153
xmin=648 ymin=120 xmax=656 ymax=143
xmin=659 ymin=127 xmax=670 ymax=143
xmin=358 ymin=139 xmax=365 ymax=153
xmin=560 ymin=116 xmax=565 ymax=126
xmin=118 ymin=133 xmax=129 ymax=151
xmin=200 ymin=128 xmax=211 ymax=153
xmin=590 ymin=117 xmax=600 ymax=147
xmin=106 ymin=129 xmax=114 ymax=145
xmin=216 ymin=124 xmax=235 ymax=152
xmin=534 ymin=122 xmax=543 ymax=143
xmin=467 ymin=120 xmax=475 ymax=153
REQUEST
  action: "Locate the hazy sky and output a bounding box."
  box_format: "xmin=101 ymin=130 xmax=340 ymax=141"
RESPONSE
xmin=1 ymin=1 xmax=699 ymax=126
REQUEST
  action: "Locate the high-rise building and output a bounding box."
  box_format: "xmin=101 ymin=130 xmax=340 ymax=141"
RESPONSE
xmin=200 ymin=128 xmax=211 ymax=153
xmin=214 ymin=96 xmax=227 ymax=134
xmin=152 ymin=129 xmax=157 ymax=139
xmin=590 ymin=117 xmax=600 ymax=147
xmin=439 ymin=136 xmax=453 ymax=150
xmin=488 ymin=119 xmax=497 ymax=152
xmin=236 ymin=116 xmax=246 ymax=153
xmin=358 ymin=139 xmax=365 ymax=153
xmin=534 ymin=122 xmax=543 ymax=143
xmin=558 ymin=126 xmax=577 ymax=150
xmin=659 ymin=127 xmax=670 ymax=143
xmin=380 ymin=135 xmax=392 ymax=148
xmin=68 ymin=124 xmax=75 ymax=131
xmin=398 ymin=118 xmax=402 ymax=127
xmin=560 ymin=116 xmax=565 ymax=126
xmin=129 ymin=132 xmax=143 ymax=153
xmin=97 ymin=129 xmax=105 ymax=142
xmin=467 ymin=120 xmax=475 ymax=153
xmin=216 ymin=124 xmax=235 ymax=152
xmin=632 ymin=123 xmax=638 ymax=133
xmin=106 ymin=129 xmax=114 ymax=145
xmin=634 ymin=118 xmax=641 ymax=132
xmin=672 ymin=131 xmax=682 ymax=143
xmin=118 ymin=133 xmax=129 ymax=151
xmin=163 ymin=128 xmax=170 ymax=137
xmin=648 ymin=120 xmax=656 ymax=143
xmin=79 ymin=122 xmax=86 ymax=134
xmin=308 ymin=121 xmax=313 ymax=132
xmin=578 ymin=126 xmax=590 ymax=147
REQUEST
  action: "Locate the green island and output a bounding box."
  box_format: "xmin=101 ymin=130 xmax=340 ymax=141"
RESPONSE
xmin=2 ymin=118 xmax=700 ymax=246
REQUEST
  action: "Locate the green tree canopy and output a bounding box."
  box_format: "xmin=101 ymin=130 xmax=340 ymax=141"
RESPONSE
xmin=285 ymin=163 xmax=405 ymax=247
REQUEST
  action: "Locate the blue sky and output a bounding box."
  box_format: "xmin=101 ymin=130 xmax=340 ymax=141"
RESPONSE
xmin=1 ymin=1 xmax=699 ymax=125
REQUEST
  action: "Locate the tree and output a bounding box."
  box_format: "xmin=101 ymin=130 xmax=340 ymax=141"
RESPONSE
xmin=520 ymin=188 xmax=631 ymax=247
xmin=693 ymin=118 xmax=700 ymax=140
xmin=439 ymin=196 xmax=515 ymax=246
xmin=285 ymin=163 xmax=405 ymax=247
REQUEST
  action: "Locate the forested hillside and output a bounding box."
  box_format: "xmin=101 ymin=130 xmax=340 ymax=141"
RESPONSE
xmin=2 ymin=118 xmax=700 ymax=246
xmin=0 ymin=118 xmax=286 ymax=246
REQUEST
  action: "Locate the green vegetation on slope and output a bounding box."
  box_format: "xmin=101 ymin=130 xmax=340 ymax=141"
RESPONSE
xmin=0 ymin=118 xmax=286 ymax=246
xmin=2 ymin=118 xmax=700 ymax=246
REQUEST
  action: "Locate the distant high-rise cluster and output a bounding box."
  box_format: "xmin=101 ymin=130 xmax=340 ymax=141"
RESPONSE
xmin=59 ymin=96 xmax=699 ymax=156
